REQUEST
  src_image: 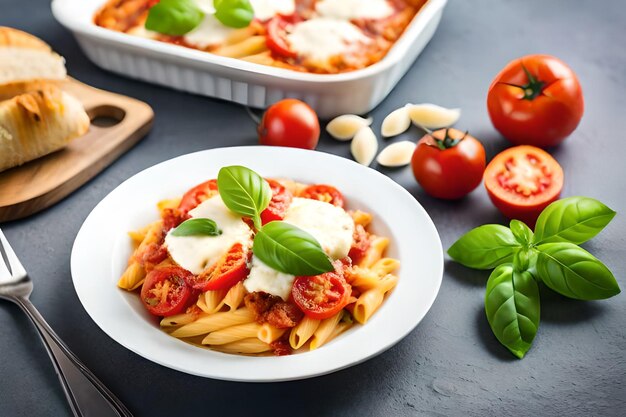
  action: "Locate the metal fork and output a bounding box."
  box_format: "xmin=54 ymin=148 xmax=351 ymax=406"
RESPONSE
xmin=0 ymin=229 xmax=133 ymax=417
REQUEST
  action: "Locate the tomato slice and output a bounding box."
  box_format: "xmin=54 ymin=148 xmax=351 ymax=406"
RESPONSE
xmin=266 ymin=16 xmax=297 ymax=58
xmin=178 ymin=179 xmax=218 ymax=213
xmin=348 ymin=224 xmax=371 ymax=264
xmin=292 ymin=266 xmax=352 ymax=320
xmin=189 ymin=243 xmax=250 ymax=292
xmin=299 ymin=184 xmax=345 ymax=208
xmin=140 ymin=266 xmax=193 ymax=317
xmin=484 ymin=145 xmax=563 ymax=226
xmin=260 ymin=179 xmax=293 ymax=225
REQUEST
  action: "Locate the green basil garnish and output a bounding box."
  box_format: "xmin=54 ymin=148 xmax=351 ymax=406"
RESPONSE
xmin=510 ymin=219 xmax=533 ymax=245
xmin=533 ymin=196 xmax=616 ymax=245
xmin=217 ymin=165 xmax=271 ymax=230
xmin=214 ymin=0 xmax=254 ymax=28
xmin=145 ymin=0 xmax=205 ymax=36
xmin=253 ymin=221 xmax=334 ymax=276
xmin=171 ymin=218 xmax=222 ymax=237
xmin=535 ymin=242 xmax=620 ymax=300
xmin=447 ymin=224 xmax=520 ymax=269
xmin=485 ymin=264 xmax=540 ymax=359
xmin=448 ymin=196 xmax=620 ymax=359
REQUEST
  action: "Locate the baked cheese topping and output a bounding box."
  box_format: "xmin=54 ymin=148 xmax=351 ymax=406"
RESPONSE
xmin=316 ymin=0 xmax=394 ymax=20
xmin=287 ymin=18 xmax=371 ymax=61
xmin=183 ymin=15 xmax=237 ymax=48
xmin=250 ymin=0 xmax=296 ymax=21
xmin=243 ymin=256 xmax=295 ymax=300
xmin=165 ymin=195 xmax=252 ymax=274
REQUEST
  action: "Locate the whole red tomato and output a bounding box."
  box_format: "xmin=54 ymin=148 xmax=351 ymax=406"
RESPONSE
xmin=487 ymin=54 xmax=584 ymax=148
xmin=258 ymin=99 xmax=320 ymax=149
xmin=411 ymin=128 xmax=486 ymax=200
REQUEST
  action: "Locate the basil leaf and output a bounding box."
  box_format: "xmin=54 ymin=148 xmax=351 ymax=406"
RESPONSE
xmin=533 ymin=197 xmax=616 ymax=245
xmin=171 ymin=218 xmax=222 ymax=237
xmin=253 ymin=221 xmax=334 ymax=276
xmin=448 ymin=225 xmax=521 ymax=269
xmin=485 ymin=264 xmax=540 ymax=359
xmin=214 ymin=0 xmax=254 ymax=28
xmin=510 ymin=219 xmax=533 ymax=245
xmin=145 ymin=0 xmax=204 ymax=36
xmin=217 ymin=165 xmax=271 ymax=229
xmin=535 ymin=242 xmax=620 ymax=300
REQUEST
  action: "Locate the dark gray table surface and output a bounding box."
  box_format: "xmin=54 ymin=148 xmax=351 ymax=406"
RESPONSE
xmin=2 ymin=0 xmax=625 ymax=416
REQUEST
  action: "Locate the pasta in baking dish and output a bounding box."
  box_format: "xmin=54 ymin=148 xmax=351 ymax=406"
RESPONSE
xmin=119 ymin=172 xmax=400 ymax=356
xmin=94 ymin=0 xmax=427 ymax=74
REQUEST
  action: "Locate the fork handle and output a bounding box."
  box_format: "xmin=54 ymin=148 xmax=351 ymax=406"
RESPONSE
xmin=13 ymin=296 xmax=133 ymax=417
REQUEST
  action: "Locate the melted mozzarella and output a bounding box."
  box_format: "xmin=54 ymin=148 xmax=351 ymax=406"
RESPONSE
xmin=282 ymin=197 xmax=354 ymax=260
xmin=316 ymin=0 xmax=394 ymax=20
xmin=250 ymin=0 xmax=295 ymax=21
xmin=165 ymin=195 xmax=252 ymax=274
xmin=287 ymin=18 xmax=370 ymax=61
xmin=244 ymin=256 xmax=295 ymax=300
xmin=183 ymin=15 xmax=237 ymax=48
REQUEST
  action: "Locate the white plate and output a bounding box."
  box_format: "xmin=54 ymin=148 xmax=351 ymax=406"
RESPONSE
xmin=71 ymin=147 xmax=443 ymax=382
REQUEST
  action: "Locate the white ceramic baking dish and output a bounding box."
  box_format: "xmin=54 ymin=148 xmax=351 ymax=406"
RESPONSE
xmin=52 ymin=0 xmax=447 ymax=118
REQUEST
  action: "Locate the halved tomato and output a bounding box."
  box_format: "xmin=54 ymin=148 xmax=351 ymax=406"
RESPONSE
xmin=189 ymin=243 xmax=250 ymax=291
xmin=484 ymin=145 xmax=563 ymax=226
xmin=299 ymin=184 xmax=345 ymax=208
xmin=178 ymin=179 xmax=218 ymax=213
xmin=266 ymin=16 xmax=297 ymax=58
xmin=260 ymin=179 xmax=293 ymax=225
xmin=292 ymin=265 xmax=352 ymax=320
xmin=140 ymin=266 xmax=193 ymax=317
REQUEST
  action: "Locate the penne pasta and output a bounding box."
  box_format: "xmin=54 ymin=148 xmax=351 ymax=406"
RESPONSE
xmin=212 ymin=338 xmax=271 ymax=354
xmin=202 ymin=322 xmax=262 ymax=345
xmin=156 ymin=197 xmax=181 ymax=214
xmin=310 ymin=313 xmax=343 ymax=350
xmin=359 ymin=236 xmax=389 ymax=268
xmin=258 ymin=323 xmax=287 ymax=344
xmin=350 ymin=210 xmax=373 ymax=227
xmin=353 ymin=274 xmax=399 ymax=324
xmin=371 ymin=258 xmax=400 ymax=277
xmin=213 ymin=36 xmax=267 ymax=58
xmin=289 ymin=316 xmax=321 ymax=350
xmin=118 ymin=262 xmax=145 ymax=291
xmin=326 ymin=321 xmax=353 ymax=344
xmin=170 ymin=308 xmax=255 ymax=338
xmin=161 ymin=311 xmax=206 ymax=327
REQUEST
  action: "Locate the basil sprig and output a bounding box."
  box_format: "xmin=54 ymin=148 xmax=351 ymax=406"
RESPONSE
xmin=214 ymin=0 xmax=254 ymax=29
xmin=217 ymin=165 xmax=333 ymax=276
xmin=218 ymin=165 xmax=271 ymax=230
xmin=254 ymin=222 xmax=334 ymax=276
xmin=171 ymin=218 xmax=222 ymax=237
xmin=145 ymin=0 xmax=205 ymax=36
xmin=448 ymin=196 xmax=620 ymax=358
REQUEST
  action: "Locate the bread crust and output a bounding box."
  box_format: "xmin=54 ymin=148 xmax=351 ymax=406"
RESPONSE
xmin=0 ymin=26 xmax=51 ymax=51
xmin=0 ymin=84 xmax=90 ymax=172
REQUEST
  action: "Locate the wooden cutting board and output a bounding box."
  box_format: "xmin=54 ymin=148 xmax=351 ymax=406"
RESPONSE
xmin=0 ymin=78 xmax=154 ymax=222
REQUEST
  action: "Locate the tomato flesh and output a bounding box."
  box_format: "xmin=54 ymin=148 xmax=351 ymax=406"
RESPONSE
xmin=484 ymin=145 xmax=563 ymax=226
xmin=292 ymin=265 xmax=351 ymax=320
xmin=260 ymin=179 xmax=293 ymax=225
xmin=141 ymin=266 xmax=193 ymax=317
xmin=189 ymin=243 xmax=250 ymax=292
xmin=348 ymin=224 xmax=370 ymax=264
xmin=266 ymin=17 xmax=297 ymax=58
xmin=487 ymin=54 xmax=584 ymax=148
xmin=299 ymin=184 xmax=345 ymax=208
xmin=178 ymin=179 xmax=218 ymax=213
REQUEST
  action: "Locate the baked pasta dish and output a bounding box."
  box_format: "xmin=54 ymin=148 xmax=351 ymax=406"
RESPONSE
xmin=118 ymin=165 xmax=399 ymax=355
xmin=94 ymin=0 xmax=427 ymax=74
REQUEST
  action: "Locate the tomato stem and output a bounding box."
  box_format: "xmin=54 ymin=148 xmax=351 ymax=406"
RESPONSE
xmin=433 ymin=128 xmax=467 ymax=150
xmin=519 ymin=63 xmax=545 ymax=100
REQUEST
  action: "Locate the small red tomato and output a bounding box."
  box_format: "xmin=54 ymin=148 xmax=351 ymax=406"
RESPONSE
xmin=266 ymin=16 xmax=297 ymax=58
xmin=299 ymin=184 xmax=345 ymax=207
xmin=260 ymin=179 xmax=293 ymax=225
xmin=258 ymin=99 xmax=320 ymax=149
xmin=411 ymin=128 xmax=486 ymax=199
xmin=178 ymin=179 xmax=218 ymax=213
xmin=487 ymin=54 xmax=584 ymax=148
xmin=140 ymin=266 xmax=193 ymax=317
xmin=484 ymin=145 xmax=564 ymax=226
